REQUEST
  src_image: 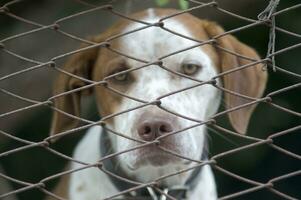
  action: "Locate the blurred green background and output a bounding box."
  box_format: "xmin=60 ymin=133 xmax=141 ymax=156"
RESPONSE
xmin=0 ymin=0 xmax=300 ymax=199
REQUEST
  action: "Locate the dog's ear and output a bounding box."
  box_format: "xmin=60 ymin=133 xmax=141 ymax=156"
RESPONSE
xmin=50 ymin=38 xmax=101 ymax=136
xmin=203 ymin=21 xmax=267 ymax=134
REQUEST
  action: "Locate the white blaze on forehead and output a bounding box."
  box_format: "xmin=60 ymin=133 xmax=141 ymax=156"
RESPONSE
xmin=121 ymin=9 xmax=209 ymax=61
xmin=118 ymin=9 xmax=218 ymax=103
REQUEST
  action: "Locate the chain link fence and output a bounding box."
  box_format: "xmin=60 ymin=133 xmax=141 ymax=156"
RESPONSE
xmin=0 ymin=0 xmax=300 ymax=199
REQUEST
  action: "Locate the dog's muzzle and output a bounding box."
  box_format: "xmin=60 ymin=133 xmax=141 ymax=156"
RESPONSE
xmin=136 ymin=112 xmax=178 ymax=141
xmin=100 ymin=128 xmax=208 ymax=200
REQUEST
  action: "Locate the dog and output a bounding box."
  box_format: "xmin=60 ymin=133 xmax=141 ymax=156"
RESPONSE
xmin=48 ymin=8 xmax=267 ymax=200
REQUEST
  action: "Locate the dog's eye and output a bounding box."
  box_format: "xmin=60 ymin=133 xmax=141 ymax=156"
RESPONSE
xmin=181 ymin=63 xmax=201 ymax=75
xmin=113 ymin=73 xmax=128 ymax=81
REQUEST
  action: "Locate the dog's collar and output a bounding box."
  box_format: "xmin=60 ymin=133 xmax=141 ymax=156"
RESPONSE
xmin=100 ymin=129 xmax=208 ymax=199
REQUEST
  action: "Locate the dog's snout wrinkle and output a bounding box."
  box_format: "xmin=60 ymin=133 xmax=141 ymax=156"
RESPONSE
xmin=138 ymin=119 xmax=173 ymax=141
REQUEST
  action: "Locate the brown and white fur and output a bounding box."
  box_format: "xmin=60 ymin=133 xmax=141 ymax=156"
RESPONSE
xmin=48 ymin=8 xmax=267 ymax=200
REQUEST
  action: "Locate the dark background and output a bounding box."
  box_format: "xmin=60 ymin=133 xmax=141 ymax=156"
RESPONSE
xmin=0 ymin=0 xmax=300 ymax=199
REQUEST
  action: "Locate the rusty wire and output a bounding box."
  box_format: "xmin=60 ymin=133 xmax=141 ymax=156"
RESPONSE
xmin=0 ymin=0 xmax=300 ymax=199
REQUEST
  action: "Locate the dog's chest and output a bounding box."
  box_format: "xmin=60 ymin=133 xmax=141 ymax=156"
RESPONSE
xmin=69 ymin=126 xmax=119 ymax=199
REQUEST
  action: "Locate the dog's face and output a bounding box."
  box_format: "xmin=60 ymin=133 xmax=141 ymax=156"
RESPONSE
xmin=51 ymin=9 xmax=267 ymax=185
xmin=92 ymin=10 xmax=222 ymax=184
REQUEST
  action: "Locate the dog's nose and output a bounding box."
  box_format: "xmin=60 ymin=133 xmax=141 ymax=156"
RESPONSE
xmin=138 ymin=119 xmax=173 ymax=141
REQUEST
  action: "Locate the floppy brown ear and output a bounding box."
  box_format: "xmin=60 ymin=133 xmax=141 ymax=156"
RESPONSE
xmin=203 ymin=21 xmax=268 ymax=134
xmin=50 ymin=39 xmax=100 ymax=136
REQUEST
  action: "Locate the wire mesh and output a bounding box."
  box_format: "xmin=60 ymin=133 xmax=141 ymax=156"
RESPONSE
xmin=0 ymin=0 xmax=300 ymax=200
